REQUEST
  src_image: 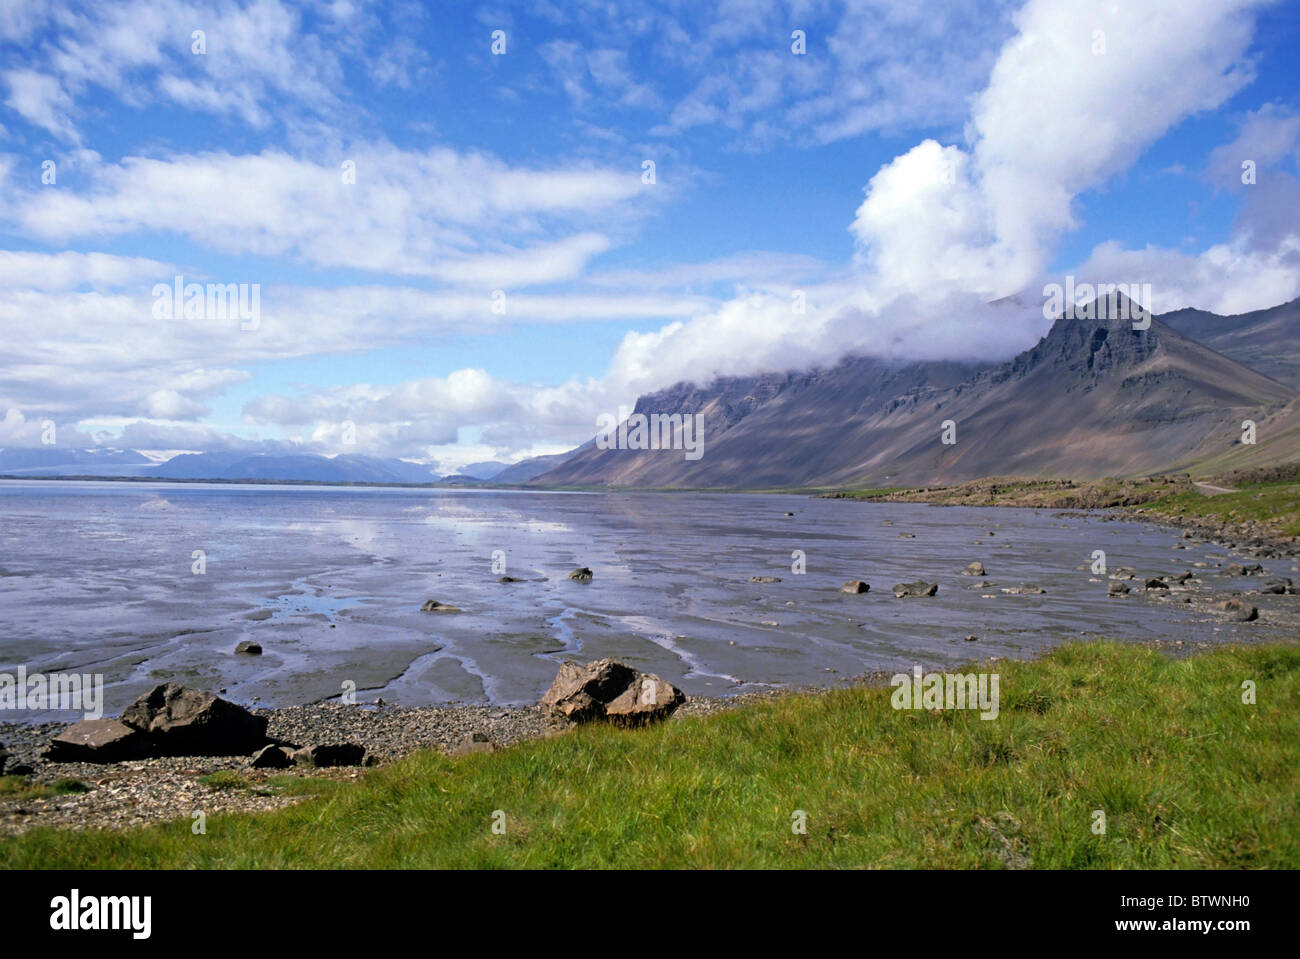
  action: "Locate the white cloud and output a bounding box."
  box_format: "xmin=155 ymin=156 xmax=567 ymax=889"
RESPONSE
xmin=3 ymin=70 xmax=81 ymax=144
xmin=3 ymin=146 xmax=653 ymax=282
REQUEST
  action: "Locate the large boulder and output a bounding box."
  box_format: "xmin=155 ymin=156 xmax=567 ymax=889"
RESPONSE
xmin=44 ymin=719 xmax=152 ymax=763
xmin=540 ymin=658 xmax=684 ymax=726
xmin=120 ymin=683 xmax=268 ymax=756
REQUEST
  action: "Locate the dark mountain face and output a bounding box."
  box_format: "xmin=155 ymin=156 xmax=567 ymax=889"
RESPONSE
xmin=534 ymin=298 xmax=1299 ymax=489
xmin=1161 ymin=297 xmax=1300 ymax=388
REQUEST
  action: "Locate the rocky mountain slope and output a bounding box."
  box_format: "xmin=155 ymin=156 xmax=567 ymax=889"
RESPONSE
xmin=535 ymin=296 xmax=1298 ymax=488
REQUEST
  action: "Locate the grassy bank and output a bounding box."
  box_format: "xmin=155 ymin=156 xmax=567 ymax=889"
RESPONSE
xmin=826 ymin=469 xmax=1300 ymax=541
xmin=3 ymin=642 xmax=1297 ymax=869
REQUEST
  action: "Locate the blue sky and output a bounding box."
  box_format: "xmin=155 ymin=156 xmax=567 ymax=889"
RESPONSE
xmin=1 ymin=0 xmax=1298 ymax=470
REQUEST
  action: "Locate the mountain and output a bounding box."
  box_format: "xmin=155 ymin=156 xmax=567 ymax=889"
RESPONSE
xmin=1161 ymin=297 xmax=1300 ymax=388
xmin=535 ymin=295 xmax=1299 ymax=488
xmin=453 ymin=461 xmax=511 ymax=480
xmin=149 ymin=452 xmax=440 ymax=483
xmin=0 ymin=447 xmax=155 ymax=476
xmin=489 ymin=450 xmax=579 ymax=484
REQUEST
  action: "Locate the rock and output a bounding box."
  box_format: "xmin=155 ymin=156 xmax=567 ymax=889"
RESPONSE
xmin=898 ymin=533 xmax=916 ymax=539
xmin=567 ymin=567 xmax=594 ymax=582
xmin=1107 ymin=582 xmax=1130 ymax=596
xmin=1217 ymin=599 xmax=1259 ymax=622
xmin=784 ymin=511 xmax=794 ymax=516
xmin=1001 ymin=585 xmax=1045 ymax=595
xmin=1226 ymin=563 xmax=1264 ymax=576
xmin=251 ymin=744 xmax=295 ymax=769
xmin=120 ymin=683 xmax=268 ymax=756
xmin=839 ymin=580 xmax=870 ymax=594
xmin=963 ymin=634 xmax=979 ymax=642
xmin=452 ymin=731 xmax=495 ymax=756
xmin=235 ymin=640 xmax=262 ymax=655
xmin=43 ymin=719 xmax=152 ymax=763
xmin=540 ymin=658 xmax=684 ymax=725
xmin=1258 ymin=578 xmax=1294 ymax=595
xmin=291 ymin=743 xmax=367 ymax=767
xmin=420 ymin=599 xmax=461 ymax=612
xmin=1174 ymin=572 xmax=1194 ymax=583
xmin=892 ymin=581 xmax=938 ymax=598
xmin=1144 ymin=578 xmax=1169 ymax=590
xmin=961 ymin=561 xmax=986 ymax=576
xmin=499 ymin=576 xmax=523 ymax=583
xmin=749 ymin=575 xmax=782 ymax=583
xmin=1110 ymin=567 xmax=1136 ymax=580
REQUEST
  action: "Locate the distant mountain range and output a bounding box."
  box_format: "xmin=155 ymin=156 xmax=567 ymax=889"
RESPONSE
xmin=6 ymin=296 xmax=1296 ymax=490
xmin=0 ymin=446 xmax=575 ymax=486
xmin=535 ymin=295 xmax=1300 ymax=488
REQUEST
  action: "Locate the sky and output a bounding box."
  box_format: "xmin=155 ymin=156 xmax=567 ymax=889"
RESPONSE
xmin=1 ymin=0 xmax=1298 ymax=472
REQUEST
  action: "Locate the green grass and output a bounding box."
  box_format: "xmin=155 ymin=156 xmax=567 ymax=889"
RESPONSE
xmin=0 ymin=777 xmax=89 ymax=800
xmin=1136 ymin=480 xmax=1300 ymax=538
xmin=3 ymin=642 xmax=1297 ymax=869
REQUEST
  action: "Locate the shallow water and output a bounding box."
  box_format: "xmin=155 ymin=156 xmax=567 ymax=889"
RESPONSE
xmin=0 ymin=480 xmax=1292 ymax=719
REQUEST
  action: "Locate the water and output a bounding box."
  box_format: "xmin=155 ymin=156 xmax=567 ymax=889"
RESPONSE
xmin=0 ymin=480 xmax=1290 ymax=719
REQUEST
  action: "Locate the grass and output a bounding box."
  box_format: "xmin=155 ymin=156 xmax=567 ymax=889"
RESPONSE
xmin=1135 ymin=480 xmax=1300 ymax=538
xmin=3 ymin=641 xmax=1297 ymax=869
xmin=0 ymin=777 xmax=89 ymax=800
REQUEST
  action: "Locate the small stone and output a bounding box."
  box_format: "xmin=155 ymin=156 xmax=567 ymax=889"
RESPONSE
xmin=567 ymin=567 xmax=594 ymax=582
xmin=840 ymin=580 xmax=870 ymax=594
xmin=1108 ymin=582 xmax=1130 ymax=597
xmin=235 ymin=640 xmax=262 ymax=655
xmin=1217 ymin=599 xmax=1258 ymax=622
xmin=892 ymin=581 xmax=938 ymax=598
xmin=420 ymin=600 xmax=462 ymax=613
xmin=749 ymin=575 xmax=782 ymax=583
xmin=251 ymin=744 xmax=294 ymax=769
xmin=961 ymin=561 xmax=986 ymax=576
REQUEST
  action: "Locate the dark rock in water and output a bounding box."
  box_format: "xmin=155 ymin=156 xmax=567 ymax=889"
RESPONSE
xmin=499 ymin=576 xmax=523 ymax=583
xmin=963 ymin=634 xmax=979 ymax=642
xmin=420 ymin=599 xmax=461 ymax=612
xmin=1258 ymin=578 xmax=1294 ymax=595
xmin=750 ymin=575 xmax=782 ymax=583
xmin=292 ymin=743 xmax=367 ymax=767
xmin=961 ymin=561 xmax=986 ymax=576
xmin=1217 ymin=599 xmax=1259 ymax=622
xmin=235 ymin=640 xmax=262 ymax=655
xmin=1110 ymin=567 xmax=1136 ymax=580
xmin=1226 ymin=563 xmax=1264 ymax=576
xmin=784 ymin=511 xmax=794 ymax=516
xmin=1144 ymin=578 xmax=1169 ymax=590
xmin=251 ymin=744 xmax=295 ymax=769
xmin=1001 ymin=585 xmax=1045 ymax=595
xmin=1108 ymin=582 xmax=1130 ymax=596
xmin=567 ymin=567 xmax=594 ymax=582
xmin=44 ymin=719 xmax=152 ymax=763
xmin=1174 ymin=572 xmax=1194 ymax=583
xmin=120 ymin=683 xmax=268 ymax=756
xmin=898 ymin=533 xmax=916 ymax=539
xmin=541 ymin=658 xmax=684 ymax=725
xmin=840 ymin=580 xmax=870 ymax=594
xmin=892 ymin=581 xmax=938 ymax=598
